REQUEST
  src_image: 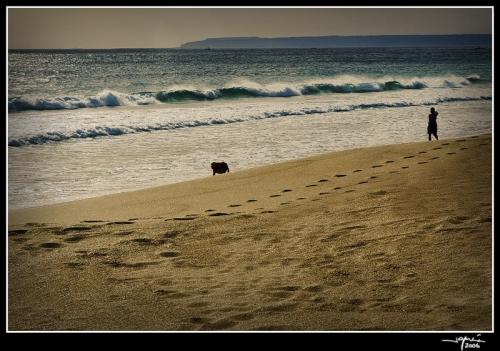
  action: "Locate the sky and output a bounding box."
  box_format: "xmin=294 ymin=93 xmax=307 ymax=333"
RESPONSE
xmin=8 ymin=7 xmax=493 ymax=49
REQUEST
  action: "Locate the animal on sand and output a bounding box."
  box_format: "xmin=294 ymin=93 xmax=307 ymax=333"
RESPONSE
xmin=211 ymin=162 xmax=230 ymax=176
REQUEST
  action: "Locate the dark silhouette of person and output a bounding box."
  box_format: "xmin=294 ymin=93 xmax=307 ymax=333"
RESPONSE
xmin=428 ymin=107 xmax=439 ymax=140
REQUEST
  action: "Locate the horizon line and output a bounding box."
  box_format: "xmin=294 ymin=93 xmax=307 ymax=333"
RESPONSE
xmin=8 ymin=33 xmax=493 ymax=51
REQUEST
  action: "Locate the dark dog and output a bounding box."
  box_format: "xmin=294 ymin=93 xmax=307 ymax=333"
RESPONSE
xmin=211 ymin=162 xmax=230 ymax=176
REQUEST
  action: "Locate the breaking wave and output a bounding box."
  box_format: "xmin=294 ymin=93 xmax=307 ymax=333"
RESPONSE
xmin=8 ymin=75 xmax=481 ymax=112
xmin=8 ymin=95 xmax=491 ymax=147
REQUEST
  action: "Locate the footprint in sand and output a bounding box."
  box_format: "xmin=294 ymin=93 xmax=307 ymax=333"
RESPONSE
xmin=447 ymin=152 xmax=456 ymax=155
xmin=107 ymin=260 xmax=162 ymax=269
xmin=335 ymin=174 xmax=347 ymax=177
xmin=228 ymin=204 xmax=241 ymax=208
xmin=173 ymin=217 xmax=197 ymax=221
xmin=130 ymin=238 xmax=155 ymax=245
xmin=270 ymin=194 xmax=281 ymax=198
xmin=358 ymin=181 xmax=368 ymax=184
xmin=334 ymin=187 xmax=342 ymax=190
xmin=447 ymin=216 xmax=470 ymax=224
xmin=159 ymin=251 xmax=180 ymax=258
xmin=237 ymin=214 xmax=256 ymax=219
xmin=441 ymin=143 xmax=450 ymax=146
xmin=303 ymin=285 xmax=324 ymax=293
xmin=306 ymin=184 xmax=318 ymax=187
xmin=385 ymin=160 xmax=394 ymax=163
xmin=344 ymin=190 xmax=355 ymax=193
xmin=321 ymin=234 xmax=339 ymax=242
xmin=432 ymin=147 xmax=442 ymax=150
xmin=280 ymin=202 xmax=291 ymax=205
xmin=40 ymin=242 xmax=62 ymax=249
xmin=163 ymin=231 xmax=180 ymax=239
xmin=480 ymin=216 xmax=492 ymax=223
xmin=246 ymin=199 xmax=258 ymax=203
xmin=460 ymin=147 xmax=468 ymax=150
xmin=205 ymin=209 xmax=216 ymax=212
xmin=61 ymin=226 xmax=92 ymax=232
xmin=208 ymin=212 xmax=230 ymax=217
xmin=64 ymin=235 xmax=88 ymax=243
xmin=369 ymin=190 xmax=387 ymax=196
xmin=82 ymin=220 xmax=106 ymax=223
xmin=403 ymin=156 xmax=415 ymax=159
xmin=8 ymin=229 xmax=28 ymax=236
xmin=281 ymin=189 xmax=293 ymax=192
xmin=372 ymin=165 xmax=383 ymax=168
xmin=319 ymin=192 xmax=330 ymax=195
xmin=417 ymin=161 xmax=428 ymax=164
xmin=156 ymin=290 xmax=190 ymax=299
xmin=272 ymin=286 xmax=301 ymax=297
xmin=114 ymin=230 xmax=134 ymax=236
xmin=370 ymin=176 xmax=378 ymax=179
xmin=353 ymin=169 xmax=363 ymax=173
xmin=297 ymin=197 xmax=306 ymax=200
xmin=479 ymin=143 xmax=489 ymax=146
xmin=251 ymin=325 xmax=289 ymax=331
xmin=431 ymin=156 xmax=440 ymax=160
xmin=108 ymin=221 xmax=135 ymax=225
xmin=189 ymin=317 xmax=210 ymax=325
xmin=418 ymin=151 xmax=427 ymax=154
xmin=401 ymin=166 xmax=409 ymax=169
xmin=66 ymin=262 xmax=86 ymax=269
xmin=260 ymin=210 xmax=276 ymax=214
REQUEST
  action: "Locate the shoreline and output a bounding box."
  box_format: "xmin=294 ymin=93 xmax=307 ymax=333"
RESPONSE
xmin=7 ymin=130 xmax=491 ymax=213
xmin=8 ymin=133 xmax=492 ymax=226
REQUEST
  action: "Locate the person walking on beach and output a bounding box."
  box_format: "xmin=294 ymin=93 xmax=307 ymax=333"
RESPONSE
xmin=427 ymin=107 xmax=439 ymax=141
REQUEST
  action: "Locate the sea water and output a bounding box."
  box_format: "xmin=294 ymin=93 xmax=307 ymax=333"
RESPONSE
xmin=8 ymin=48 xmax=492 ymax=209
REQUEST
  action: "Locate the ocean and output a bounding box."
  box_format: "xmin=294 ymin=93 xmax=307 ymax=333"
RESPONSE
xmin=8 ymin=47 xmax=492 ymax=209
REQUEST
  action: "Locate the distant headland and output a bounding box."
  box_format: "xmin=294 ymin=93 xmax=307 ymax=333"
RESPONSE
xmin=179 ymin=34 xmax=491 ymax=49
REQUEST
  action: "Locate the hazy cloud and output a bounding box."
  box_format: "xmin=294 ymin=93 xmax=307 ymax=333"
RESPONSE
xmin=8 ymin=7 xmax=493 ymax=49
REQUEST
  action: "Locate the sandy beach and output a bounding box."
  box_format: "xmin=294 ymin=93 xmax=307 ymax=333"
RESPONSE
xmin=8 ymin=134 xmax=492 ymax=331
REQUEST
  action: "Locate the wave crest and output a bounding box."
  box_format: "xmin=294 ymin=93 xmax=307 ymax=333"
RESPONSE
xmin=8 ymin=75 xmax=482 ymax=112
xmin=8 ymin=90 xmax=159 ymax=112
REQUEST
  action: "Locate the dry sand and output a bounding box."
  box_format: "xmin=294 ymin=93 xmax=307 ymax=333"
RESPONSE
xmin=8 ymin=134 xmax=492 ymax=331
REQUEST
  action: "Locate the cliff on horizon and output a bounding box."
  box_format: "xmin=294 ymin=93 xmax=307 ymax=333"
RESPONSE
xmin=179 ymin=34 xmax=492 ymax=49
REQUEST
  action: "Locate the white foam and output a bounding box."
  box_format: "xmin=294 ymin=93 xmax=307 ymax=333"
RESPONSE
xmin=8 ymin=75 xmax=482 ymax=112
